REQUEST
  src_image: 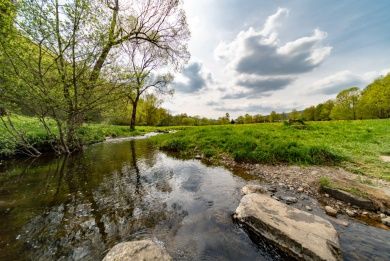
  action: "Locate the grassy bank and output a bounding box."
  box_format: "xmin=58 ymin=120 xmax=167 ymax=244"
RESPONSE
xmin=152 ymin=120 xmax=390 ymax=180
xmin=0 ymin=115 xmax=175 ymax=158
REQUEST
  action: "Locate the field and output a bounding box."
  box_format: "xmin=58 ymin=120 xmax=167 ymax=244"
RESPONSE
xmin=152 ymin=119 xmax=390 ymax=180
xmin=0 ymin=115 xmax=175 ymax=157
xmin=1 ymin=117 xmax=389 ymax=180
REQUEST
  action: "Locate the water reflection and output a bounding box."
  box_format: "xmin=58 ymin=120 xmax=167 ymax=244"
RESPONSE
xmin=2 ymin=139 xmax=390 ymax=261
xmin=1 ymin=139 xmax=277 ymax=260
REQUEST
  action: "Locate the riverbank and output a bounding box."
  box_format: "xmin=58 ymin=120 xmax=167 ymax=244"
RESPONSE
xmin=152 ymin=119 xmax=390 ymax=180
xmin=0 ymin=115 xmax=179 ymax=158
xmin=152 ymin=120 xmax=390 ymax=225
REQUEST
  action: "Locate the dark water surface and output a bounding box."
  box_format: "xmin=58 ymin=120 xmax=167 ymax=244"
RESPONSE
xmin=0 ymin=139 xmax=389 ymax=260
xmin=0 ymin=139 xmax=284 ymax=260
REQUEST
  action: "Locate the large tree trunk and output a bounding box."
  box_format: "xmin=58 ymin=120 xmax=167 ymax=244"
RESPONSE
xmin=130 ymin=99 xmax=138 ymax=131
xmin=65 ymin=111 xmax=83 ymax=152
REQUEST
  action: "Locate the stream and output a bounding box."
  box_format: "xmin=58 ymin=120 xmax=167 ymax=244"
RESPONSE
xmin=0 ymin=138 xmax=389 ymax=260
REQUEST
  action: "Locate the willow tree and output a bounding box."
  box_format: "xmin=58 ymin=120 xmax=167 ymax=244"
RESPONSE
xmin=1 ymin=0 xmax=190 ymax=154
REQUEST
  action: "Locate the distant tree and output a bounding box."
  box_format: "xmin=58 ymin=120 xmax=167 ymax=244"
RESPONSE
xmin=331 ymin=87 xmax=360 ymax=120
xmin=269 ymin=111 xmax=280 ymax=122
xmin=243 ymin=114 xmax=253 ymax=124
xmin=253 ymin=114 xmax=265 ymax=123
xmin=289 ymin=109 xmax=301 ymax=120
xmin=302 ymin=106 xmax=316 ymax=121
xmin=137 ymin=94 xmax=164 ymax=126
xmin=315 ymin=100 xmax=334 ymax=121
xmin=358 ymin=74 xmax=390 ymax=119
xmin=236 ymin=116 xmax=245 ymax=124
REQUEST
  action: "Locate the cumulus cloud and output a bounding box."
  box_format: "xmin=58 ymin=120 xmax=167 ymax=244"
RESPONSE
xmin=236 ymin=75 xmax=295 ymax=92
xmin=220 ymin=75 xmax=294 ymax=99
xmin=172 ymin=61 xmax=212 ymax=93
xmin=214 ymin=7 xmax=332 ymax=99
xmin=310 ymin=69 xmax=390 ymax=95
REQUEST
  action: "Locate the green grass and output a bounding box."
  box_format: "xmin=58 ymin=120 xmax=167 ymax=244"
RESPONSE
xmin=0 ymin=115 xmax=178 ymax=158
xmin=152 ymin=120 xmax=390 ymax=180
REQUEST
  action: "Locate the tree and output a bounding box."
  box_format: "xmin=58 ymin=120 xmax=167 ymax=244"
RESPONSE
xmin=1 ymin=0 xmax=189 ymax=154
xmin=122 ymin=42 xmax=173 ymax=130
xmin=330 ymin=87 xmax=360 ymax=120
xmin=269 ymin=111 xmax=280 ymax=122
xmin=302 ymin=106 xmax=316 ymax=121
xmin=314 ymin=100 xmax=334 ymax=121
xmin=358 ymin=74 xmax=390 ymax=119
xmin=289 ymin=109 xmax=301 ymax=120
xmin=138 ymin=94 xmax=163 ymax=126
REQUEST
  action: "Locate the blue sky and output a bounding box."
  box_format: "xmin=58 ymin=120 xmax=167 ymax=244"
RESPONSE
xmin=164 ymin=0 xmax=390 ymax=117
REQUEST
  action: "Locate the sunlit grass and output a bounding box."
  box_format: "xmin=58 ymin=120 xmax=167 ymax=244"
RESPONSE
xmin=152 ymin=119 xmax=390 ymax=180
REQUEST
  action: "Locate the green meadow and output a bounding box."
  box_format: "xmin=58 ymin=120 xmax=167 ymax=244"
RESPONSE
xmin=153 ymin=119 xmax=390 ymax=180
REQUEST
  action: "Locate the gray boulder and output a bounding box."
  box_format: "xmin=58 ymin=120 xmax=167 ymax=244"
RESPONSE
xmin=235 ymin=193 xmax=342 ymax=261
xmin=103 ymin=240 xmax=172 ymax=261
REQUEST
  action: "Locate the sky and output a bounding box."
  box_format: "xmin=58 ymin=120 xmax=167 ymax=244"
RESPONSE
xmin=163 ymin=0 xmax=390 ymax=118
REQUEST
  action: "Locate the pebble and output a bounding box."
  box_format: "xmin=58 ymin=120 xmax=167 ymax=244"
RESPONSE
xmin=324 ymin=193 xmax=330 ymax=198
xmin=346 ymin=209 xmax=356 ymax=217
xmin=325 ymin=206 xmax=337 ymax=217
xmin=305 ymin=206 xmax=312 ymax=211
xmin=268 ymin=186 xmax=277 ymax=193
xmin=281 ymin=196 xmax=298 ymax=205
xmin=379 ymin=213 xmax=386 ymax=219
xmin=272 ymin=196 xmax=280 ymax=201
xmin=381 ymin=217 xmax=390 ymax=227
xmin=332 ymin=219 xmax=349 ymax=227
xmin=297 ymin=187 xmax=304 ymax=193
xmin=362 ymin=211 xmax=368 ymax=216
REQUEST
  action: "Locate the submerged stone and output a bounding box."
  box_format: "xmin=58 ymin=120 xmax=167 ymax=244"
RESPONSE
xmin=103 ymin=240 xmax=172 ymax=261
xmin=325 ymin=206 xmax=338 ymax=217
xmin=235 ymin=193 xmax=342 ymax=261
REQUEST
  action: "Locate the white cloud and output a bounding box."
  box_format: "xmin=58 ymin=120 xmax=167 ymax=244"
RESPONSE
xmin=261 ymin=8 xmax=289 ymax=36
xmin=213 ymin=8 xmax=332 ymax=99
xmin=310 ymin=69 xmax=390 ymax=95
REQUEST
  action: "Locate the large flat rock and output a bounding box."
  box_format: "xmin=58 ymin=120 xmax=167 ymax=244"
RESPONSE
xmin=235 ymin=193 xmax=342 ymax=261
xmin=103 ymin=240 xmax=172 ymax=261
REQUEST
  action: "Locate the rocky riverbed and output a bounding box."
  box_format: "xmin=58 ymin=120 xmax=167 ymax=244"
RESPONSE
xmin=204 ymin=154 xmax=390 ymax=229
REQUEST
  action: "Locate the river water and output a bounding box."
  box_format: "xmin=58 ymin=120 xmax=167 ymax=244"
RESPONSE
xmin=0 ymin=139 xmax=389 ymax=260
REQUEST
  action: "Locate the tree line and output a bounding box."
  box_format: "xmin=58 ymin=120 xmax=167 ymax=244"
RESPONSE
xmin=101 ymin=73 xmax=389 ymax=127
